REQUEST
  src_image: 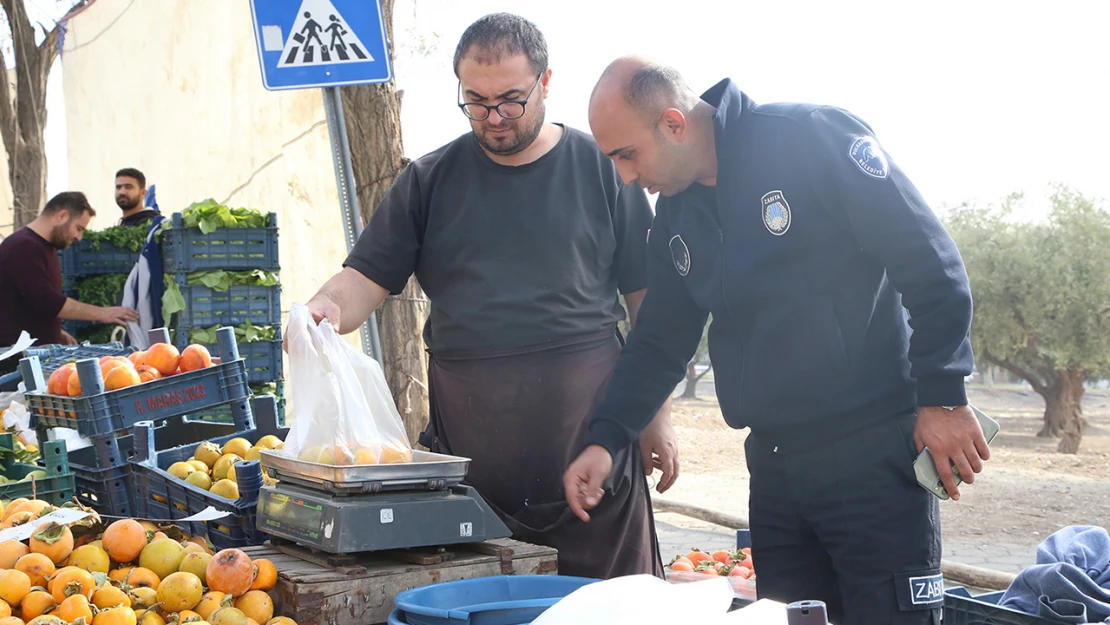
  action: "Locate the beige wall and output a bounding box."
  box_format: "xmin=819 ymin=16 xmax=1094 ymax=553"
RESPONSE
xmin=61 ymin=0 xmax=351 ymax=332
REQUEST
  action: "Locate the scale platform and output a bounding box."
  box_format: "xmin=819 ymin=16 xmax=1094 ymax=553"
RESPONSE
xmin=256 ymin=451 xmax=511 ymax=554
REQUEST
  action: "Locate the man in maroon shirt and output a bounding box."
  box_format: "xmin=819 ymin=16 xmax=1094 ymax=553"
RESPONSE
xmin=0 ymin=192 xmax=138 ymax=362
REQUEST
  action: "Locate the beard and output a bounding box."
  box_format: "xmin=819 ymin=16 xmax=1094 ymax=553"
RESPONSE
xmin=48 ymin=225 xmax=72 ymax=250
xmin=116 ymin=195 xmax=141 ymax=211
xmin=475 ymin=101 xmax=545 ymax=156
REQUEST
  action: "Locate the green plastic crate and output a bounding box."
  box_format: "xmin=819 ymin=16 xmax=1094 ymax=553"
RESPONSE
xmin=0 ymin=434 xmax=75 ymax=505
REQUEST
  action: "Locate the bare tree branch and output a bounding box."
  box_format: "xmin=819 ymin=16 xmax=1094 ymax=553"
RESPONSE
xmin=0 ymin=40 xmax=16 ymax=157
xmin=981 ymin=348 xmax=1052 ymax=395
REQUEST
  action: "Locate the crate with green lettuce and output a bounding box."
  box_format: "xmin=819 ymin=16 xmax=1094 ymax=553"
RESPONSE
xmin=158 ymin=199 xmax=279 ymax=272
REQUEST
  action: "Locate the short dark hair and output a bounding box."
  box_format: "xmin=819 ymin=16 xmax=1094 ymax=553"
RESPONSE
xmin=626 ymin=63 xmax=698 ymax=122
xmin=41 ymin=191 xmax=95 ymax=219
xmin=115 ymin=167 xmax=146 ymax=188
xmin=453 ymin=13 xmax=548 ymax=77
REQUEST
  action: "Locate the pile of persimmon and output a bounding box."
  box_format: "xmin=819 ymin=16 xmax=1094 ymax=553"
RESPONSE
xmin=667 ymin=547 xmax=756 ymax=581
xmin=0 ymin=506 xmax=295 ymax=625
xmin=44 ymin=344 xmax=214 ymax=397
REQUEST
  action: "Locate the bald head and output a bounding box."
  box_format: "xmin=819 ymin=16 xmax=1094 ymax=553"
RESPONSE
xmin=591 ymin=56 xmax=697 ymax=126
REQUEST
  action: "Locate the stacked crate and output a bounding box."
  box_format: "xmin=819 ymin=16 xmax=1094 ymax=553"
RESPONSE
xmin=19 ymin=329 xmax=254 ymax=518
xmin=58 ymin=233 xmax=145 ymax=343
xmin=162 ymin=212 xmax=285 ymax=418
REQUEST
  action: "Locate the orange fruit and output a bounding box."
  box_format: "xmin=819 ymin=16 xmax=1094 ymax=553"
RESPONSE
xmin=103 ymin=520 xmax=148 ymax=564
xmin=136 ymin=365 xmax=162 ymax=383
xmin=21 ymin=589 xmax=58 ymax=620
xmin=48 ymin=566 xmax=96 ymax=603
xmin=29 ymin=522 xmax=74 ymax=565
xmin=67 ymin=372 xmax=83 ymax=396
xmin=92 ymin=605 xmax=138 ymax=625
xmin=129 ymin=351 xmax=147 ymax=367
xmin=47 ymin=364 xmax=77 ymax=395
xmin=180 ymin=345 xmax=213 ymax=372
xmin=55 ymin=594 xmax=95 ymax=623
xmin=144 ymin=344 xmax=181 ymax=376
xmin=248 ymin=559 xmax=276 ymax=591
xmin=16 ymin=552 xmax=56 ymax=587
xmin=379 ymin=441 xmax=412 ymax=464
xmin=206 ymin=550 xmax=254 ymax=597
xmin=105 ymin=366 xmax=142 ymax=391
xmin=156 ymin=572 xmax=204 ymax=612
xmin=92 ymin=583 xmax=132 ymax=610
xmin=0 ymin=539 xmax=30 ymax=569
xmin=234 ymin=591 xmax=272 ymax=624
xmin=0 ymin=568 xmax=31 ymax=605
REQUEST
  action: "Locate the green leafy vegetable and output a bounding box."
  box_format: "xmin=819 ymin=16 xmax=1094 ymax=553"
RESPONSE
xmin=75 ymin=274 xmax=129 ymax=308
xmin=81 ymin=225 xmax=148 ymax=252
xmin=188 ymin=321 xmax=276 ymax=346
xmin=158 ymin=199 xmax=270 ymax=235
xmin=161 ymin=270 xmax=280 ymax=326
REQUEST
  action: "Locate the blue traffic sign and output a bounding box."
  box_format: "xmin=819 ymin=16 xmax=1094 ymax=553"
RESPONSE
xmin=249 ymin=0 xmax=392 ymax=91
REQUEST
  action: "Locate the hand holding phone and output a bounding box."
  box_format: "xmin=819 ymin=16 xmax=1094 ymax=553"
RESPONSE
xmin=913 ymin=404 xmax=999 ymax=500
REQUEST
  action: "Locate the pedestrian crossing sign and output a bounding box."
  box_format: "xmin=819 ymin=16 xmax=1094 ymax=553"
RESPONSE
xmin=249 ymin=0 xmax=392 ymax=91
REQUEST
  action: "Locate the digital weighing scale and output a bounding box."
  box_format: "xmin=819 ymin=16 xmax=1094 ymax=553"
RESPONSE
xmin=256 ymin=450 xmax=511 ymax=554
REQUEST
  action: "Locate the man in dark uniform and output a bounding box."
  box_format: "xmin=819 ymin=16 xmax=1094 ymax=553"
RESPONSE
xmin=564 ymin=57 xmax=991 ymax=624
xmin=115 ymin=168 xmax=158 ymax=227
xmin=295 ymin=17 xmax=674 ymax=579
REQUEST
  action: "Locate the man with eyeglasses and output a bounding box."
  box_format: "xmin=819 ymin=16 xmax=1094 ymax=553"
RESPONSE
xmin=297 ymin=13 xmax=670 ymax=579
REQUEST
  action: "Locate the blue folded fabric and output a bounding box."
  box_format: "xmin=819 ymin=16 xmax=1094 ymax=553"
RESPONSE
xmin=1000 ymin=525 xmax=1110 ymax=623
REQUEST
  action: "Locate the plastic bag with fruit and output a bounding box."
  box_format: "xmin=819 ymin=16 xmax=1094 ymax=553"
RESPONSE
xmin=283 ymin=303 xmax=412 ymax=465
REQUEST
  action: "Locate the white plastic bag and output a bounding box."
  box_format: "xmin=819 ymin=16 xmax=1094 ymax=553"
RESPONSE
xmin=284 ymin=303 xmax=412 ymax=465
xmin=531 ymin=575 xmax=734 ymax=625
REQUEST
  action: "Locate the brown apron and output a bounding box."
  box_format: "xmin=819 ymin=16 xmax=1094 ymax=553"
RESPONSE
xmin=420 ymin=329 xmax=664 ymax=580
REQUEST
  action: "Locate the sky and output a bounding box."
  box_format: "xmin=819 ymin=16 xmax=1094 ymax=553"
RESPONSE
xmin=41 ymin=0 xmax=1110 ymax=221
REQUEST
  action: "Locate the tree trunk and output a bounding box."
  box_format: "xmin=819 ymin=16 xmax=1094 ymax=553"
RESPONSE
xmin=1037 ymin=368 xmax=1087 ymax=453
xmin=338 ymin=0 xmax=430 ymax=447
xmin=0 ymin=0 xmax=62 ymax=228
xmin=681 ymin=362 xmax=699 ymax=399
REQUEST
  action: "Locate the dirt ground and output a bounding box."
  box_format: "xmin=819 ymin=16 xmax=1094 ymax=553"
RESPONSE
xmin=656 ymin=384 xmax=1110 ymax=570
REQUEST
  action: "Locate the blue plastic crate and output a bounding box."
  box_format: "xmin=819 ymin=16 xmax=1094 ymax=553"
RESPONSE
xmin=172 ymin=282 xmax=281 ymax=329
xmin=20 ymin=329 xmax=251 ymax=437
xmin=132 ymin=396 xmax=287 ymax=549
xmin=0 ymin=341 xmax=132 ymax=391
xmin=394 ymin=575 xmax=597 ymax=625
xmin=173 ymin=334 xmax=283 ymax=385
xmin=64 ymin=403 xmax=259 ymax=517
xmin=59 ymin=240 xmax=142 ymax=277
xmin=944 ymin=587 xmax=1069 ymax=625
xmin=161 ymin=212 xmax=279 ymax=272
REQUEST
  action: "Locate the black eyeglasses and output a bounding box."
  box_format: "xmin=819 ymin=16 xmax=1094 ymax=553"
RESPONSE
xmin=458 ymin=73 xmax=542 ymax=121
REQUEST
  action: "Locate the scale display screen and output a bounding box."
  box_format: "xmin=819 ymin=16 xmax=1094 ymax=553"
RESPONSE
xmin=259 ymin=491 xmax=326 ymax=542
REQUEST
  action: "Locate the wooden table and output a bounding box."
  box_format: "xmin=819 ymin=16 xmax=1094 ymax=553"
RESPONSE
xmin=243 ymin=538 xmax=559 ymax=625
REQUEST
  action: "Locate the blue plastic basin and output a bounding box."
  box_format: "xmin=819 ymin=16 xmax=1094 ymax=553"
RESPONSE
xmin=394 ymin=575 xmax=598 ymax=625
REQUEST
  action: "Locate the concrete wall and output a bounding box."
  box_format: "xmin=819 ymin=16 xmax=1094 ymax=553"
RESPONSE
xmin=60 ymin=0 xmax=350 ymax=334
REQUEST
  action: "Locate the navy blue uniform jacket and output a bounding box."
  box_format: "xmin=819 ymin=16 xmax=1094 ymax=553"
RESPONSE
xmin=587 ymin=79 xmax=975 ymax=455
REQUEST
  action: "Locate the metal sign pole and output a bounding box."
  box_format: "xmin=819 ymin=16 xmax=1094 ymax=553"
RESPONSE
xmin=323 ymin=86 xmax=384 ymax=364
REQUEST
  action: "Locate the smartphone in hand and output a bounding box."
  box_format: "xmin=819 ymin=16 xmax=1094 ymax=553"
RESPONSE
xmin=913 ymin=404 xmax=1000 ymax=500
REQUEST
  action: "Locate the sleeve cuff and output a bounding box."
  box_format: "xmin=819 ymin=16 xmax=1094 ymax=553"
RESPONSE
xmin=342 ymin=258 xmax=407 ymax=296
xmin=585 ymin=418 xmax=634 ymax=458
xmin=917 ymin=375 xmax=968 ymax=407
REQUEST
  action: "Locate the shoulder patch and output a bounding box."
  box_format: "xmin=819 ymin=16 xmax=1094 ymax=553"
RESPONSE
xmin=669 ymin=234 xmax=690 ymax=276
xmin=761 ymin=190 xmax=791 ymax=236
xmin=848 ymin=136 xmax=889 ymax=179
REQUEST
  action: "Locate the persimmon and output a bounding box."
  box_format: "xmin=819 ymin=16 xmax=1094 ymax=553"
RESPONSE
xmin=145 ymin=344 xmax=180 ymax=376
xmin=156 ymin=572 xmax=204 ymax=612
xmin=685 ymin=549 xmax=713 ymax=565
xmin=20 ymin=589 xmax=58 ymax=620
xmin=669 ymin=559 xmax=695 ymax=572
xmin=234 ymin=591 xmax=272 ymax=625
xmin=129 ymin=351 xmax=147 ymax=367
xmin=136 ymin=365 xmax=163 ymax=383
xmin=206 ymin=550 xmax=254 ymax=597
xmin=47 ymin=364 xmax=76 ymax=395
xmin=180 ymin=345 xmax=213 ymax=372
xmin=0 ymin=538 xmax=30 ymax=569
xmin=0 ymin=569 xmax=31 ymax=605
xmin=15 ymin=552 xmax=56 ymax=587
xmin=103 ymin=519 xmax=148 ymax=564
xmin=92 ymin=605 xmax=138 ymax=625
xmin=30 ymin=522 xmax=74 ymax=565
xmin=48 ymin=566 xmax=96 ymax=603
xmin=711 ymin=550 xmax=732 ymax=565
xmin=195 ymin=591 xmax=231 ymax=621
xmin=106 ymin=366 xmax=142 ymax=391
xmin=248 ymin=559 xmax=276 ymax=591
xmin=92 ymin=583 xmax=132 ymax=610
xmin=68 ymin=544 xmax=111 ymax=573
xmin=55 ymin=594 xmax=95 ymax=623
